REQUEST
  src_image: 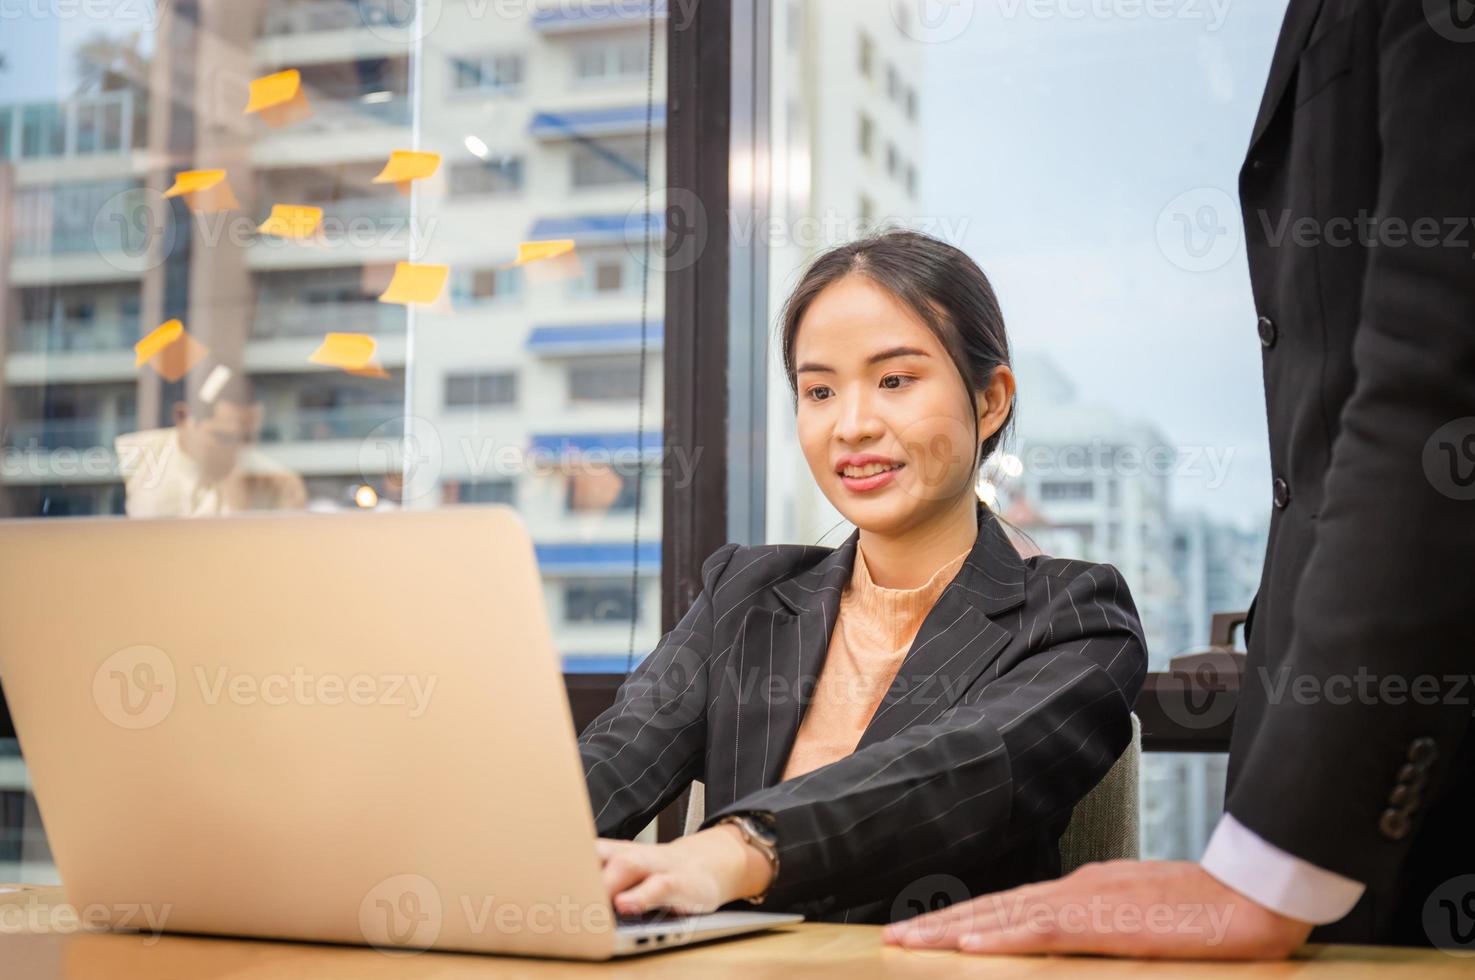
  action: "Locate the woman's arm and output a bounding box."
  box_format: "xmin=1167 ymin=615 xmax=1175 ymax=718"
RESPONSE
xmin=577 ymin=541 xmax=742 ymax=841
xmin=701 ymin=560 xmax=1148 ymax=912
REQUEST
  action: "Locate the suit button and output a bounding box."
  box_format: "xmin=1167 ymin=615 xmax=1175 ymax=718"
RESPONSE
xmin=1258 ymin=316 xmax=1278 ymax=348
xmin=1250 ymin=157 xmax=1266 ymax=174
xmin=1408 ymin=737 xmax=1438 ymax=767
xmin=1389 ymin=783 xmax=1421 ymax=809
xmin=1379 ymin=808 xmax=1411 ymax=840
xmin=1272 ymin=478 xmax=1291 ymax=509
xmin=1397 ymin=762 xmax=1426 ymax=788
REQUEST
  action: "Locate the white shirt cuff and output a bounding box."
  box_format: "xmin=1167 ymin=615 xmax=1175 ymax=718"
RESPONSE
xmin=1199 ymin=813 xmax=1366 ymax=925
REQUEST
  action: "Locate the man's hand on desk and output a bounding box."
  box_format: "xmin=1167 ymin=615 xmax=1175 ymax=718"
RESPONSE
xmin=596 ymin=826 xmax=776 ymax=916
xmin=882 ymin=861 xmax=1313 ymax=960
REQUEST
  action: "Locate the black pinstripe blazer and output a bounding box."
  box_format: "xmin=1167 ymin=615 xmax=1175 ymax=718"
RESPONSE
xmin=579 ymin=497 xmax=1147 ymax=923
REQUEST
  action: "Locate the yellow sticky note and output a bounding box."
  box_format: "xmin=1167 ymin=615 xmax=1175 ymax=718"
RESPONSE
xmin=373 ymin=150 xmax=441 ymax=195
xmin=347 ymin=361 xmax=391 ymax=380
xmin=135 ymin=320 xmax=207 ymax=382
xmin=508 ymin=239 xmax=576 ymax=266
xmin=309 ymin=333 xmax=378 ymax=371
xmin=135 ymin=320 xmax=184 ymax=366
xmin=377 ymin=262 xmax=449 ymax=306
xmin=162 ymin=169 xmax=239 ymax=213
xmin=257 ymin=204 xmax=323 ymax=239
xmin=244 ymin=69 xmax=313 ymax=127
xmin=163 ymin=170 xmax=226 ymax=198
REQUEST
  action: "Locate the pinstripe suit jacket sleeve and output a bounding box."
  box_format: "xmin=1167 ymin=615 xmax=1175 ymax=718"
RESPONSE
xmin=579 ymin=503 xmax=1147 ymax=916
xmin=578 ymin=541 xmax=742 ymax=841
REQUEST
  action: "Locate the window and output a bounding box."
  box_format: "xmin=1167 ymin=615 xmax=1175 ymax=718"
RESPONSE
xmin=444 ymin=371 xmax=518 ymax=409
xmin=568 ymin=360 xmax=642 ymax=403
xmin=885 ymin=143 xmax=899 ymax=178
xmin=1 ymin=0 xmax=671 ymax=882
xmin=571 ymin=136 xmax=646 ymax=188
xmin=906 ymin=86 xmax=918 ymax=122
xmin=1040 ymin=481 xmax=1097 ymax=502
xmin=858 ymin=31 xmax=874 ymax=78
xmin=905 ymin=162 xmax=917 ymax=198
xmin=858 ymin=113 xmax=874 ymax=158
xmin=445 ymin=480 xmax=517 ymax=506
xmin=451 ymin=52 xmax=525 ymax=93
xmin=448 ymin=158 xmax=525 ymax=196
xmin=452 ymin=267 xmax=522 ymax=306
xmin=573 ymin=37 xmax=650 ymax=83
xmin=572 ymin=250 xmax=640 ymax=298
xmin=564 ymin=581 xmax=637 ymax=624
xmin=886 ymin=64 xmax=901 ymax=102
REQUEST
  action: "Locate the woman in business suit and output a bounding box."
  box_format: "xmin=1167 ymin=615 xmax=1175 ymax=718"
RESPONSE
xmin=579 ymin=229 xmax=1148 ymax=924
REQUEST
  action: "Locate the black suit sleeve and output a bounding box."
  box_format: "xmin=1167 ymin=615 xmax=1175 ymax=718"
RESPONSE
xmin=703 ymin=563 xmax=1147 ymax=911
xmin=1225 ymin=2 xmax=1475 ymax=890
xmin=577 ymin=542 xmax=741 ymax=841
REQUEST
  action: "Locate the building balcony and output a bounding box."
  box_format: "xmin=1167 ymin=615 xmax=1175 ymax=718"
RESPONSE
xmin=252 ymin=299 xmax=404 ymax=341
xmin=9 ymin=316 xmax=139 ymax=355
xmin=0 ymin=91 xmax=142 ymax=163
xmin=2 ymin=416 xmax=137 ymax=453
xmin=259 ymin=405 xmax=404 ymax=445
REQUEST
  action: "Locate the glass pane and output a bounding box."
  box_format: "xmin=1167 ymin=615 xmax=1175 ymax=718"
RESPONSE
xmin=0 ymin=0 xmax=667 ymax=884
xmin=763 ymin=1 xmax=1284 ymax=861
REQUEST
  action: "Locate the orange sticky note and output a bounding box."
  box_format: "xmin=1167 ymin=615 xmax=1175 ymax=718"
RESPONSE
xmin=507 ymin=239 xmax=576 ymax=266
xmin=347 ymin=362 xmax=391 ymax=380
xmin=308 ymin=333 xmax=378 ymax=371
xmin=257 ymin=204 xmax=323 ymax=239
xmin=162 ymin=169 xmax=239 ymax=213
xmin=135 ymin=320 xmax=207 ymax=383
xmin=135 ymin=320 xmax=184 ymax=366
xmin=244 ymin=69 xmax=312 ymax=128
xmin=372 ymin=150 xmax=441 ymax=195
xmin=377 ymin=262 xmax=449 ymax=306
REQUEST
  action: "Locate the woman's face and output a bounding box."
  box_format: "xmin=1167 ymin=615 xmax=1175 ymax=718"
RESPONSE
xmin=793 ymin=274 xmax=1000 ymax=536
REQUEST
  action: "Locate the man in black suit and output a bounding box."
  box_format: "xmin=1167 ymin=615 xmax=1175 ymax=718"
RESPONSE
xmin=887 ymin=0 xmax=1475 ymax=957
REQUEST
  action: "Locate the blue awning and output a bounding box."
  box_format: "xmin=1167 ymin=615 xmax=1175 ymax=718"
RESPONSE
xmin=528 ymin=212 xmax=663 ymax=244
xmin=563 ymin=653 xmax=646 ymax=673
xmin=530 ymin=105 xmax=666 ymax=140
xmin=526 ymin=322 xmax=664 ymax=356
xmin=533 ymin=1 xmax=668 ymax=32
xmin=529 ymin=432 xmax=663 ymax=457
xmin=536 ymin=541 xmax=661 ymax=573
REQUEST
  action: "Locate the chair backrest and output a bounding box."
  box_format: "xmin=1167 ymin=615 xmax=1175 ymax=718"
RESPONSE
xmin=682 ymin=712 xmax=1142 ymax=872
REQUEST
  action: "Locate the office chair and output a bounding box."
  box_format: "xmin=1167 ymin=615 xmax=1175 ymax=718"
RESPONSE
xmin=682 ymin=712 xmax=1142 ymax=872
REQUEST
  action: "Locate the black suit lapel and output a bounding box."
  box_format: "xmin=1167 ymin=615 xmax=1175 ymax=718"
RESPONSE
xmin=752 ymin=499 xmax=1027 ymax=792
xmin=1246 ymin=0 xmax=1327 ymax=154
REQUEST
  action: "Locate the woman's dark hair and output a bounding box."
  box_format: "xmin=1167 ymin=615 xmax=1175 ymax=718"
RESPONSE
xmin=778 ymin=228 xmax=1015 ymax=471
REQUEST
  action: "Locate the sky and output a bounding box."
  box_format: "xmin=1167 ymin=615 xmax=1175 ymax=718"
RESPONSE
xmin=917 ymin=1 xmax=1293 ymax=525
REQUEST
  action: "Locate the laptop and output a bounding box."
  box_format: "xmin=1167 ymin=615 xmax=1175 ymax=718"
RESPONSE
xmin=0 ymin=506 xmax=801 ymax=959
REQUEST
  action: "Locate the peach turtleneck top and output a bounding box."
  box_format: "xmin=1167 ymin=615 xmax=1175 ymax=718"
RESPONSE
xmin=779 ymin=540 xmax=972 ymax=781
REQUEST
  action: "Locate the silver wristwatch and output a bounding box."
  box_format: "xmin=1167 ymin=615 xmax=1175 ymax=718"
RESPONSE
xmin=717 ymin=813 xmax=779 ymax=905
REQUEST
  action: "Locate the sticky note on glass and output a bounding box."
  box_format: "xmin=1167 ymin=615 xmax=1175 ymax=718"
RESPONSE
xmin=508 ymin=239 xmax=576 ymax=266
xmin=244 ymin=69 xmax=313 ymax=128
xmin=162 ymin=169 xmax=240 ymax=213
xmin=257 ymin=204 xmax=323 ymax=239
xmin=135 ymin=320 xmax=209 ymax=383
xmin=377 ymin=262 xmax=449 ymax=306
xmin=372 ymin=150 xmax=441 ymax=195
xmin=309 ymin=333 xmax=389 ymax=379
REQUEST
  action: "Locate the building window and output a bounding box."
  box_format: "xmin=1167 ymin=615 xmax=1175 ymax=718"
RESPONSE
xmin=1040 ymin=480 xmax=1096 ymax=501
xmin=859 ymin=113 xmax=874 ymax=158
xmin=906 ymin=163 xmax=917 ymax=197
xmin=886 ymin=64 xmax=901 ymax=102
xmin=859 ymin=31 xmax=874 ymax=77
xmin=885 ymin=143 xmax=899 ymax=178
xmin=571 ymin=136 xmax=645 ymax=188
xmin=573 ymin=37 xmax=650 ymax=83
xmin=571 ymin=250 xmax=640 ymax=297
xmin=568 ymin=360 xmax=642 ymax=402
xmin=564 ymin=581 xmax=637 ymax=624
xmin=452 ymin=267 xmax=521 ymax=306
xmin=906 ymin=86 xmax=918 ymax=121
xmin=447 ymin=157 xmax=524 ymax=196
xmin=444 ymin=371 xmax=518 ymax=409
xmin=445 ymin=480 xmax=517 ymax=506
xmin=451 ymin=52 xmax=525 ymax=93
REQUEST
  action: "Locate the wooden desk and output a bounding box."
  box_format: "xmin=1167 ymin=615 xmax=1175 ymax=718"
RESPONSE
xmin=1 ymin=886 xmax=1466 ymax=978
